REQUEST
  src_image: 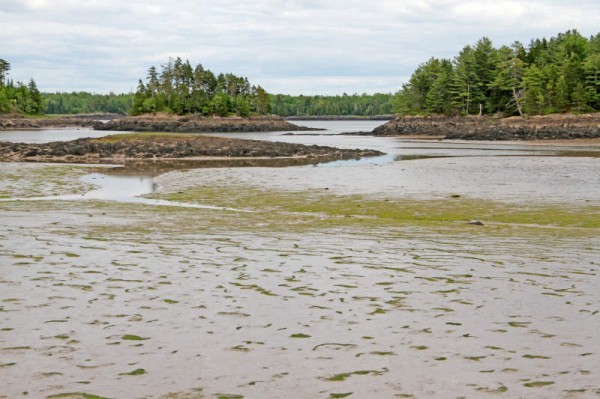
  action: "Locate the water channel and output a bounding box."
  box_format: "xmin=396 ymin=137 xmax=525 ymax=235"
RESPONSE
xmin=2 ymin=120 xmax=599 ymax=206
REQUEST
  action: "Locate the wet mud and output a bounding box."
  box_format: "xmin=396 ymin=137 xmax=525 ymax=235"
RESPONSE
xmin=1 ymin=199 xmax=599 ymax=399
xmin=1 ymin=156 xmax=599 ymax=398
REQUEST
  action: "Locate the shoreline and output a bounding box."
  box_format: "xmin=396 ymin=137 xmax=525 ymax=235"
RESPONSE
xmin=0 ymin=114 xmax=122 ymax=130
xmin=93 ymin=114 xmax=320 ymax=133
xmin=370 ymin=113 xmax=600 ymax=140
xmin=0 ymin=133 xmax=383 ymax=166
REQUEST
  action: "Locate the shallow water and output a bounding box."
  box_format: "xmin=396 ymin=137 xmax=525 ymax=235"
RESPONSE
xmin=0 ymin=128 xmax=119 ymax=143
xmin=3 ymin=121 xmax=595 ymax=206
xmin=0 ymin=172 xmax=247 ymax=211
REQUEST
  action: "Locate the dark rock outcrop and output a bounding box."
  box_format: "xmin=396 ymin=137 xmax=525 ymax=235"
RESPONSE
xmin=370 ymin=114 xmax=600 ymax=140
xmin=0 ymin=134 xmax=383 ymax=164
xmin=0 ymin=114 xmax=123 ymax=130
xmin=93 ymin=115 xmax=320 ymax=133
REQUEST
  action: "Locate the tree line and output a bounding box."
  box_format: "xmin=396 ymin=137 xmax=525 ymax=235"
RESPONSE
xmin=6 ymin=30 xmax=600 ymax=119
xmin=395 ymin=30 xmax=600 ymax=116
xmin=269 ymin=93 xmax=394 ymax=116
xmin=43 ymin=92 xmax=132 ymax=115
xmin=0 ymin=59 xmax=44 ymax=115
xmin=130 ymin=57 xmax=270 ymax=116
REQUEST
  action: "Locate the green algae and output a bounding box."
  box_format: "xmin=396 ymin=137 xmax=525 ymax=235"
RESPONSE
xmin=46 ymin=393 xmax=111 ymax=399
xmin=120 ymin=368 xmax=146 ymax=376
xmin=522 ymin=354 xmax=551 ymax=359
xmin=523 ymin=381 xmax=555 ymax=388
xmin=0 ymin=164 xmax=94 ymax=198
xmin=325 ymin=369 xmax=388 ymax=382
xmin=290 ymin=333 xmax=311 ymax=338
xmin=154 ymin=183 xmax=600 ymax=231
xmin=121 ymin=334 xmax=149 ymax=341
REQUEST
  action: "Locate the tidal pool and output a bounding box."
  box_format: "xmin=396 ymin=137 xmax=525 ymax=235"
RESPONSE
xmin=0 ymin=121 xmax=599 ymax=398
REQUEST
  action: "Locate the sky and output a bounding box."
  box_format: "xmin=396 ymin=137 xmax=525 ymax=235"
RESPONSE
xmin=1 ymin=0 xmax=599 ymax=95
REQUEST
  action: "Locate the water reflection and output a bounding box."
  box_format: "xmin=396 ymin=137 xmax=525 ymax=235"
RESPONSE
xmin=1 ymin=172 xmax=247 ymax=211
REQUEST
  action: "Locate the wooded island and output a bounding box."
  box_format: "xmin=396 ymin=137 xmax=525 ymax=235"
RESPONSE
xmin=1 ymin=30 xmax=599 ymax=121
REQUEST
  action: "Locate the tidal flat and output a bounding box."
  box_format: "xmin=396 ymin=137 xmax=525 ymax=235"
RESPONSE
xmin=1 ymin=152 xmax=599 ymax=398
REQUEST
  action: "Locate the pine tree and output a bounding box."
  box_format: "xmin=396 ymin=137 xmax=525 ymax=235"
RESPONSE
xmin=452 ymin=46 xmax=485 ymax=115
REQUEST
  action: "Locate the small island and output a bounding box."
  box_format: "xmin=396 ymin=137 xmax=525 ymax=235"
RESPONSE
xmin=367 ymin=113 xmax=600 ymax=140
xmin=93 ymin=113 xmax=319 ymax=133
xmin=0 ymin=133 xmax=383 ymax=166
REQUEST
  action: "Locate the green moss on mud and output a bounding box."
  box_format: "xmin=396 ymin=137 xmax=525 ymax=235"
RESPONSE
xmin=153 ymin=184 xmax=600 ymax=231
xmin=0 ymin=164 xmax=94 ymax=198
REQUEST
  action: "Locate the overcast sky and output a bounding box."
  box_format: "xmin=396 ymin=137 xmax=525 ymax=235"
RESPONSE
xmin=1 ymin=0 xmax=598 ymax=95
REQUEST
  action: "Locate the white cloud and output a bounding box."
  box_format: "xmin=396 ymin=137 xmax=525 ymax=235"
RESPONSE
xmin=0 ymin=0 xmax=598 ymax=94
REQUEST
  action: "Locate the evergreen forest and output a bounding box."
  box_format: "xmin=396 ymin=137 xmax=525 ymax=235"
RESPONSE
xmin=269 ymin=93 xmax=394 ymax=117
xmin=394 ymin=30 xmax=600 ymax=116
xmin=129 ymin=57 xmax=271 ymax=116
xmin=0 ymin=59 xmax=44 ymax=115
xmin=43 ymin=92 xmax=132 ymax=115
xmin=3 ymin=30 xmax=600 ymax=118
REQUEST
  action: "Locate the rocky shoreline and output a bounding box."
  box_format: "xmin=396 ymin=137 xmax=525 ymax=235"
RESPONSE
xmin=93 ymin=114 xmax=319 ymax=133
xmin=0 ymin=133 xmax=383 ymax=165
xmin=0 ymin=114 xmax=318 ymax=133
xmin=0 ymin=114 xmax=122 ymax=130
xmin=368 ymin=113 xmax=600 ymax=140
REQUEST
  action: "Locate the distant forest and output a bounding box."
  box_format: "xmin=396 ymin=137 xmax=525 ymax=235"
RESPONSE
xmin=4 ymin=29 xmax=600 ymax=118
xmin=395 ymin=30 xmax=600 ymax=116
xmin=43 ymin=92 xmax=132 ymax=115
xmin=40 ymin=91 xmax=395 ymax=117
xmin=269 ymin=93 xmax=394 ymax=116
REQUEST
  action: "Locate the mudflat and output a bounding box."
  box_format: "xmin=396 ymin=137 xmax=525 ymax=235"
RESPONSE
xmin=1 ymin=152 xmax=599 ymax=398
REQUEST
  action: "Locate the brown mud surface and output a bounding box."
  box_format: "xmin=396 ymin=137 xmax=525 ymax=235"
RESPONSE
xmin=0 ymin=133 xmax=383 ymax=166
xmin=94 ymin=114 xmax=319 ymax=133
xmin=370 ymin=113 xmax=600 ymax=140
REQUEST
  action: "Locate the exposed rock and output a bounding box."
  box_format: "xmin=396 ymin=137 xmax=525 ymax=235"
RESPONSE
xmin=93 ymin=114 xmax=321 ymax=133
xmin=370 ymin=114 xmax=600 ymax=140
xmin=0 ymin=134 xmax=383 ymax=165
xmin=0 ymin=114 xmax=123 ymax=130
